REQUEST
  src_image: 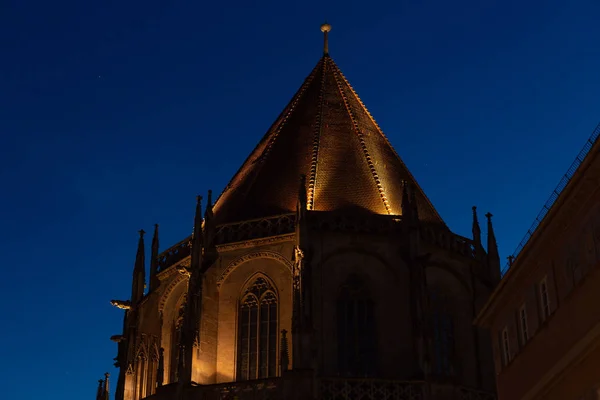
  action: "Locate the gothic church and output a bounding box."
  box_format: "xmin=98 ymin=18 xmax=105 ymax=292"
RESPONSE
xmin=103 ymin=24 xmax=500 ymax=400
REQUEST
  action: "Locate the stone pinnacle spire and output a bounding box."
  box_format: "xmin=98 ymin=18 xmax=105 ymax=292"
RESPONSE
xmin=486 ymin=212 xmax=501 ymax=282
xmin=103 ymin=373 xmax=110 ymax=400
xmin=131 ymin=230 xmax=146 ymax=305
xmin=149 ymin=224 xmax=160 ymax=290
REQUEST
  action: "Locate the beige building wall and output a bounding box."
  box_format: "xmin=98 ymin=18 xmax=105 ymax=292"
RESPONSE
xmin=476 ymin=137 xmax=600 ymax=400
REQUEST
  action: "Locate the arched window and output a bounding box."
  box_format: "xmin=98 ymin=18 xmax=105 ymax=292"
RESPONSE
xmin=237 ymin=277 xmax=278 ymax=381
xmin=430 ymin=293 xmax=455 ymax=377
xmin=337 ymin=274 xmax=377 ymax=376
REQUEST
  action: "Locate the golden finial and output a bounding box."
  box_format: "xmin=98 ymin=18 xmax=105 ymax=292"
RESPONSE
xmin=320 ymin=22 xmax=332 ymax=55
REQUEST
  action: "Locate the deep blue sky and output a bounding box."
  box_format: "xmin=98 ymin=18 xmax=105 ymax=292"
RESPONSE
xmin=1 ymin=0 xmax=599 ymax=398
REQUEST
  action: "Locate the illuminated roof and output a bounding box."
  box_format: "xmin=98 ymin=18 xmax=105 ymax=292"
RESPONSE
xmin=212 ymin=55 xmax=444 ymax=225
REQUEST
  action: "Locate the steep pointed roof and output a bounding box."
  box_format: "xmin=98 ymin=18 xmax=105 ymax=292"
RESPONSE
xmin=212 ymin=54 xmax=444 ymax=225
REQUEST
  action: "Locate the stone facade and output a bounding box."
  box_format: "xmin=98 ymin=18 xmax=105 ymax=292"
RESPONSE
xmin=102 ymin=30 xmax=499 ymax=400
xmin=475 ymin=126 xmax=600 ymax=400
xmin=110 ymin=211 xmax=498 ymax=400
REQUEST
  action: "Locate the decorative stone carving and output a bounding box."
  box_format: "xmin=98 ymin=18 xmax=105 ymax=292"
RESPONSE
xmin=176 ymin=263 xmax=191 ymax=277
xmin=110 ymin=300 xmax=132 ymax=310
xmin=320 ymin=378 xmax=425 ymax=400
xmin=217 ymin=251 xmax=293 ymax=289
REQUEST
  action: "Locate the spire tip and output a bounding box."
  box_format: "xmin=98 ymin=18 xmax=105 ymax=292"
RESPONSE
xmin=320 ymin=22 xmax=331 ymax=54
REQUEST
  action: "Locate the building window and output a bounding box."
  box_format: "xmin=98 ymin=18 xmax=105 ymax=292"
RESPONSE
xmin=502 ymin=327 xmax=510 ymax=364
xmin=519 ymin=304 xmax=529 ymax=344
xmin=568 ymin=254 xmax=582 ymax=285
xmin=431 ymin=293 xmax=455 ymax=376
xmin=540 ymin=277 xmax=550 ymax=320
xmin=337 ymin=274 xmax=377 ymax=377
xmin=237 ymin=277 xmax=278 ymax=381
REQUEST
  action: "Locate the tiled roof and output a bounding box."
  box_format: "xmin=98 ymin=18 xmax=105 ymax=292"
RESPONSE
xmin=212 ymin=55 xmax=444 ymax=225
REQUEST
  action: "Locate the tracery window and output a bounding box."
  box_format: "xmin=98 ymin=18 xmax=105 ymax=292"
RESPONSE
xmin=430 ymin=293 xmax=455 ymax=376
xmin=337 ymin=274 xmax=377 ymax=377
xmin=237 ymin=277 xmax=278 ymax=381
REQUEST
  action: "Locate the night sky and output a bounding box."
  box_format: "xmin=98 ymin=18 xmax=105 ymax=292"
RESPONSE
xmin=1 ymin=0 xmax=599 ymax=398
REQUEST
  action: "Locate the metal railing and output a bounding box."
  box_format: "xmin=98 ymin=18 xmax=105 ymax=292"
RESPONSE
xmin=501 ymin=122 xmax=600 ymax=276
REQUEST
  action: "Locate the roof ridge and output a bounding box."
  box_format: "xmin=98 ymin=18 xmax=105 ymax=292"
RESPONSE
xmin=307 ymin=57 xmax=327 ymax=210
xmin=330 ymin=60 xmax=392 ymax=214
xmin=213 ymin=58 xmax=324 ymax=212
xmin=330 ymin=60 xmax=445 ymax=223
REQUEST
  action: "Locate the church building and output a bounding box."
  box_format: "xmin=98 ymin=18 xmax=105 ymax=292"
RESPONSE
xmin=101 ymin=25 xmax=499 ymax=400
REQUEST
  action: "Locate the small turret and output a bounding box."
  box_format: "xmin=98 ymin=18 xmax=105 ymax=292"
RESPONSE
xmin=149 ymin=224 xmax=160 ymax=291
xmin=131 ymin=230 xmax=146 ymax=305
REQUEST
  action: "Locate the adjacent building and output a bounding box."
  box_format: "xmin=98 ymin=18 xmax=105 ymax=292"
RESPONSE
xmin=475 ymin=124 xmax=600 ymax=400
xmin=97 ymin=25 xmax=500 ymax=400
